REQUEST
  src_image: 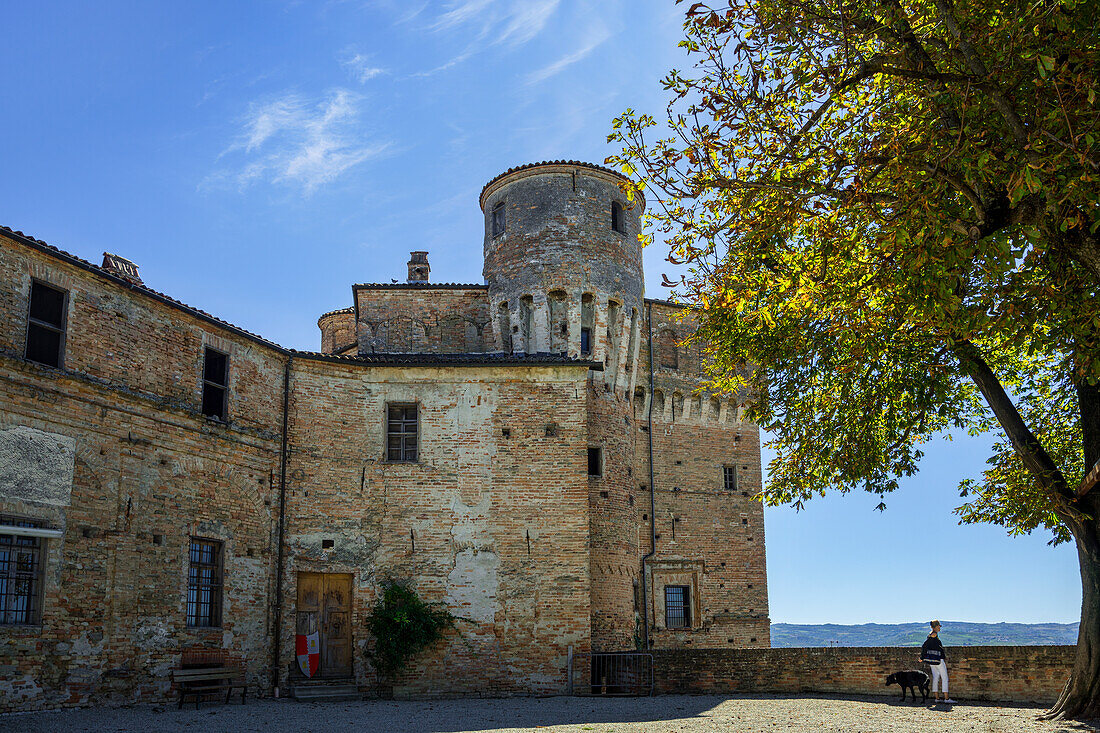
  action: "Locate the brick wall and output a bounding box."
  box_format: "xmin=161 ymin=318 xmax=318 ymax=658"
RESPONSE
xmin=0 ymin=234 xmax=282 ymax=712
xmin=651 ymin=646 xmax=1075 ymax=704
xmin=281 ymin=358 xmax=593 ymax=697
xmin=631 ymin=301 xmax=770 ymax=650
xmin=353 ymin=286 xmax=491 ymax=354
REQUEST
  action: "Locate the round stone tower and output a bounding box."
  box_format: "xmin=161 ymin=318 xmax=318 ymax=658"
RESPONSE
xmin=482 ymin=161 xmax=646 ymax=650
xmin=480 ymin=161 xmax=645 ymax=393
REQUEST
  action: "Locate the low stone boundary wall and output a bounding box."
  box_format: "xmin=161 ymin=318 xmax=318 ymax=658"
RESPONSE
xmin=651 ymin=646 xmax=1075 ymax=704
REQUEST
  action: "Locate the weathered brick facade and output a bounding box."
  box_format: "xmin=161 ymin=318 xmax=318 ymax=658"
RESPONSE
xmin=0 ymin=160 xmax=768 ymax=712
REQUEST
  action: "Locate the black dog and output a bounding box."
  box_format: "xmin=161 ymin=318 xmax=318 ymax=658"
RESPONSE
xmin=885 ymin=670 xmax=930 ymax=702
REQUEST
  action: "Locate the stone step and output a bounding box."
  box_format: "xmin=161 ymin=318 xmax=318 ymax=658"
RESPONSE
xmin=291 ymin=682 xmax=361 ymax=703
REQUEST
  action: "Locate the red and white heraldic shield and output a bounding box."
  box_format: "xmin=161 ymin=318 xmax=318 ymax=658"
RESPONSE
xmin=296 ymin=631 xmax=320 ymax=678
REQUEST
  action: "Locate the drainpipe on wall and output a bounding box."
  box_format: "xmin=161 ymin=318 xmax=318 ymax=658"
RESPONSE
xmin=640 ymin=301 xmax=657 ymax=650
xmin=271 ymin=356 xmax=292 ymax=697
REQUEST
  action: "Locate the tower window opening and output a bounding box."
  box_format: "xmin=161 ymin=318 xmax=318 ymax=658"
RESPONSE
xmin=587 ymin=446 xmax=603 ymax=477
xmin=611 ymin=201 xmax=624 ymax=233
xmin=491 ymin=200 xmax=506 ymax=237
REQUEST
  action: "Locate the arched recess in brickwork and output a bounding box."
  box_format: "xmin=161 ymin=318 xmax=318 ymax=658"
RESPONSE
xmin=690 ymin=395 xmax=702 ymax=421
xmin=519 ymin=295 xmax=535 ymax=354
xmin=657 ymin=329 xmax=679 ymax=369
xmin=671 ymin=392 xmax=684 ymax=421
xmin=623 ymin=307 xmax=639 ymax=378
xmin=497 ymin=302 xmax=512 ymax=353
xmin=580 ymin=293 xmax=595 ymax=356
xmin=548 ymin=290 xmax=568 ymax=353
xmin=386 ymin=317 xmax=415 ymax=352
xmin=606 ymin=299 xmax=622 ymax=370
xmin=464 ymin=320 xmax=485 ymax=352
xmin=652 ymin=390 xmax=665 ymax=420
xmin=633 ymin=388 xmax=646 ymax=419
xmin=710 ymin=397 xmax=722 ymax=422
xmin=440 ymin=315 xmax=466 ymax=352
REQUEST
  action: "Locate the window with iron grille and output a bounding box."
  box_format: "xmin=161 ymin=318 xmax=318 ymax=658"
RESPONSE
xmin=723 ymin=465 xmax=737 ymax=492
xmin=187 ymin=538 xmax=223 ymax=627
xmin=201 ymin=348 xmax=229 ymax=420
xmin=664 ymin=585 xmax=691 ymax=629
xmin=386 ymin=404 xmax=419 ymax=462
xmin=492 ymin=200 xmax=506 ymax=237
xmin=25 ymin=281 xmax=67 ymax=368
xmin=0 ymin=515 xmax=46 ymax=625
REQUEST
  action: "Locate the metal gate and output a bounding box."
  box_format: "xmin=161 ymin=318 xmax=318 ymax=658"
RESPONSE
xmin=568 ymin=651 xmax=653 ymax=696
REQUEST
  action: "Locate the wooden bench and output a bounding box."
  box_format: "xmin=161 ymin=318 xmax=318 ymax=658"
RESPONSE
xmin=170 ymin=666 xmax=247 ymax=709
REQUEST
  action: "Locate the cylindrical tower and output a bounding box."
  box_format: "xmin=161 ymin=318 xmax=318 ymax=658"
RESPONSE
xmin=481 ymin=161 xmax=646 ymax=651
xmin=480 ymin=161 xmax=645 ymax=393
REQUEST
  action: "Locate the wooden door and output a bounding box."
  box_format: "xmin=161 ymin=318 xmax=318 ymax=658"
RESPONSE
xmin=296 ymin=572 xmax=353 ymax=677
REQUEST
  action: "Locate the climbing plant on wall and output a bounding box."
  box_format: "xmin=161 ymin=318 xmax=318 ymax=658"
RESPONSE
xmin=364 ymin=581 xmax=460 ymax=677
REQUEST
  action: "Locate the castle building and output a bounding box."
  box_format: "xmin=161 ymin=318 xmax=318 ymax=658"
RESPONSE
xmin=0 ymin=161 xmax=768 ymax=711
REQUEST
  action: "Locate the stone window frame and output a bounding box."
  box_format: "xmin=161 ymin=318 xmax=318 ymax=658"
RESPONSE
xmin=0 ymin=515 xmax=47 ymax=626
xmin=384 ymin=402 xmax=420 ymax=463
xmin=24 ymin=279 xmax=68 ymax=369
xmin=201 ymin=347 xmax=230 ymax=422
xmin=723 ymin=464 xmax=738 ymax=493
xmin=186 ymin=536 xmax=224 ymax=628
xmin=650 ymin=560 xmax=703 ymax=631
xmin=491 ymin=200 xmax=506 ymax=238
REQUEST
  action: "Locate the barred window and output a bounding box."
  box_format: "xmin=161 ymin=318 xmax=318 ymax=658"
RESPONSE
xmin=386 ymin=404 xmax=419 ymax=462
xmin=723 ymin=465 xmax=737 ymax=492
xmin=25 ymin=281 xmax=67 ymax=368
xmin=491 ymin=201 xmax=506 ymax=237
xmin=0 ymin=516 xmax=46 ymax=625
xmin=201 ymin=348 xmax=229 ymax=420
xmin=187 ymin=538 xmax=223 ymax=627
xmin=665 ymin=585 xmax=691 ymax=629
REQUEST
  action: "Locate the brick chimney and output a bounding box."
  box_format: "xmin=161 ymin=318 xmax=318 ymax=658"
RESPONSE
xmin=101 ymin=252 xmax=143 ymax=285
xmin=407 ymin=251 xmax=430 ymax=283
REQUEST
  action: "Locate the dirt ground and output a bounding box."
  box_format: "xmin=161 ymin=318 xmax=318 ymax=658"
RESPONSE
xmin=6 ymin=693 xmax=1100 ymax=733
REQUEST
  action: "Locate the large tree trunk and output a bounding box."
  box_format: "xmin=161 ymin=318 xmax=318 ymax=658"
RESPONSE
xmin=1043 ymin=516 xmax=1100 ymax=720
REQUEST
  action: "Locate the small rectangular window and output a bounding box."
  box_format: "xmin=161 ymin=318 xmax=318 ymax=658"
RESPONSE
xmin=665 ymin=585 xmax=691 ymax=629
xmin=25 ymin=281 xmax=67 ymax=368
xmin=580 ymin=327 xmax=592 ymax=355
xmin=187 ymin=538 xmax=223 ymax=627
xmin=492 ymin=201 xmax=506 ymax=237
xmin=201 ymin=348 xmax=229 ymax=420
xmin=723 ymin=465 xmax=737 ymax=492
xmin=387 ymin=404 xmax=419 ymax=462
xmin=0 ymin=515 xmax=46 ymax=625
xmin=611 ymin=201 xmax=624 ymax=233
xmin=588 ymin=446 xmax=602 ymax=477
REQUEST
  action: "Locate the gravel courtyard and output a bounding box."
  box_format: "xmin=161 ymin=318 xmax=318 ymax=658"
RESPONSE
xmin=6 ymin=694 xmax=1100 ymax=733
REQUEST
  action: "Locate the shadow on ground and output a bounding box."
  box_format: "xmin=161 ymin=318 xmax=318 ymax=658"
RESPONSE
xmin=6 ymin=693 xmax=1098 ymax=733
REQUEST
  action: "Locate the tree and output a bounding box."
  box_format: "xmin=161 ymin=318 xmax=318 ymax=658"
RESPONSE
xmin=609 ymin=0 xmax=1100 ymax=719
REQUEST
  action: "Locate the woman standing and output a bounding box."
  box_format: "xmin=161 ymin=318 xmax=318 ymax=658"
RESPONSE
xmin=921 ymin=620 xmax=956 ymax=704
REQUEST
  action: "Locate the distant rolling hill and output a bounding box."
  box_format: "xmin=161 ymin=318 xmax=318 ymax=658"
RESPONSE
xmin=770 ymin=622 xmax=1079 ymax=648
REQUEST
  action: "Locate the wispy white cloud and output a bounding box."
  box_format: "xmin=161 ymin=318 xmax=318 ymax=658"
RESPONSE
xmin=342 ymin=53 xmax=386 ymax=83
xmin=208 ymin=89 xmax=389 ymax=194
xmin=418 ymin=0 xmax=561 ymax=75
xmin=525 ymin=24 xmax=611 ymax=85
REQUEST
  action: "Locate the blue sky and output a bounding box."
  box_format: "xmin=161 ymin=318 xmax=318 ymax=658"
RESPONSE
xmin=0 ymin=1 xmax=1080 ymax=626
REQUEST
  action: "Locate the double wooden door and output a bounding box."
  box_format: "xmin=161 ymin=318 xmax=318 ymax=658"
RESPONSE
xmin=296 ymin=572 xmax=352 ymax=677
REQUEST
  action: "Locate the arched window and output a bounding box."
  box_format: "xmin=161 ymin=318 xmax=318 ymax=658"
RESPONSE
xmin=492 ymin=200 xmax=506 ymax=237
xmin=611 ymin=201 xmax=625 ymax=233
